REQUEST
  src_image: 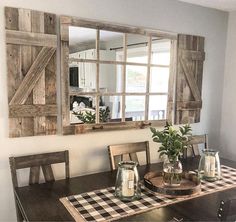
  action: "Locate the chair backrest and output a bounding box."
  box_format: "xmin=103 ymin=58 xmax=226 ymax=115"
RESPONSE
xmin=108 ymin=141 xmax=150 ymax=170
xmin=9 ymin=150 xmax=69 ymax=188
xmin=185 ymin=134 xmax=208 ymax=158
xmin=218 ymin=197 xmax=236 ymax=221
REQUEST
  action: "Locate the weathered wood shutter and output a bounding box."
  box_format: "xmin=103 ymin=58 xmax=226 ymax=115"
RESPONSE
xmin=174 ymin=34 xmax=205 ymax=124
xmin=5 ymin=7 xmax=57 ymax=137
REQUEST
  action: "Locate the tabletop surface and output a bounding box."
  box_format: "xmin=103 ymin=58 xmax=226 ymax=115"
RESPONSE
xmin=15 ymin=157 xmax=236 ymax=222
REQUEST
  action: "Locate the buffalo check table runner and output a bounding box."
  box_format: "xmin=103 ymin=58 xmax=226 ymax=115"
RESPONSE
xmin=60 ymin=165 xmax=236 ymax=222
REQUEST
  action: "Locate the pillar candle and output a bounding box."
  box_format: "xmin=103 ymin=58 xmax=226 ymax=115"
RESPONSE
xmin=122 ymin=169 xmax=134 ymax=197
xmin=204 ymin=155 xmax=215 ymax=177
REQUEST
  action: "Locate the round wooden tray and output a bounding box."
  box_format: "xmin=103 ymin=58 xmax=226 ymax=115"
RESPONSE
xmin=144 ymin=171 xmax=201 ymax=197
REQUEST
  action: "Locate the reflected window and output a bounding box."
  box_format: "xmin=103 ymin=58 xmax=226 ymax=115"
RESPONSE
xmin=68 ymin=24 xmax=172 ymax=125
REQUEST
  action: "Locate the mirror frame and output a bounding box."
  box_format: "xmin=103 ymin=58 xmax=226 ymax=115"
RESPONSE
xmin=60 ymin=16 xmax=177 ymax=135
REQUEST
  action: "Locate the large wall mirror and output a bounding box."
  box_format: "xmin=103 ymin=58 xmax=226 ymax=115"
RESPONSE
xmin=60 ymin=16 xmax=177 ymax=134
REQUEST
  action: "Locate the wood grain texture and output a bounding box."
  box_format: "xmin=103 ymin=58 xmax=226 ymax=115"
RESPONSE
xmin=32 ymin=10 xmax=46 ymax=136
xmin=29 ymin=166 xmax=40 ymax=185
xmin=6 ymin=7 xmax=57 ymax=137
xmin=175 ymin=34 xmax=205 ymax=124
xmin=9 ymin=47 xmax=56 ymax=105
xmin=44 ymin=12 xmax=57 ymax=135
xmin=18 ymin=8 xmax=34 ymax=137
xmin=9 ymin=149 xmax=70 ymax=203
xmin=60 ymin=16 xmax=177 ymax=40
xmin=184 ymin=134 xmax=208 ymax=158
xmin=9 ymin=104 xmax=57 ymax=118
xmin=108 ymin=141 xmax=150 ymax=170
xmin=13 ymin=158 xmax=236 ymax=222
xmin=42 ymin=165 xmax=55 ymax=182
xmin=6 ymin=30 xmax=57 ymax=47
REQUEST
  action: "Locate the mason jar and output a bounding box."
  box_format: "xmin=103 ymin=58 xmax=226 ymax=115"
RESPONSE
xmin=163 ymin=157 xmax=183 ymax=187
xmin=115 ymin=161 xmax=141 ymax=201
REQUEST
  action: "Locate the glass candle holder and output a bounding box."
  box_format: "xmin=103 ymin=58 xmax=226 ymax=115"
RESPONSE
xmin=198 ymin=149 xmax=221 ymax=182
xmin=115 ymin=161 xmax=141 ymax=201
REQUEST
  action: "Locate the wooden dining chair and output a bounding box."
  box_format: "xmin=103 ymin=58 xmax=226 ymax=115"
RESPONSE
xmin=9 ymin=150 xmax=69 ymax=222
xmin=108 ymin=141 xmax=150 ymax=170
xmin=218 ymin=197 xmax=236 ymax=221
xmin=184 ymin=134 xmax=208 ymax=158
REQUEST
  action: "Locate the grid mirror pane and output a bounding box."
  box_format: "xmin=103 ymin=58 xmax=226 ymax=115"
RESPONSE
xmin=100 ymin=96 xmax=123 ymax=123
xmin=68 ymin=26 xmax=172 ymax=124
xmin=126 ymin=65 xmax=147 ymax=93
xmin=70 ymin=95 xmax=96 ymax=124
xmin=99 ymin=30 xmax=124 ymax=62
xmin=99 ymin=64 xmax=123 ymax=93
xmin=148 ymin=95 xmax=167 ymax=120
xmin=125 ymin=96 xmax=145 ymax=121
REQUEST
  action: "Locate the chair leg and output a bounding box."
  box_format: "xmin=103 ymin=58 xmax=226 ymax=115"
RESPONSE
xmin=14 ymin=197 xmax=24 ymax=222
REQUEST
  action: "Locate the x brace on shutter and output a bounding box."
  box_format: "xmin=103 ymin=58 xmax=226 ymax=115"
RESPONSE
xmin=179 ymin=57 xmax=202 ymax=102
xmin=9 ymin=47 xmax=56 ymax=105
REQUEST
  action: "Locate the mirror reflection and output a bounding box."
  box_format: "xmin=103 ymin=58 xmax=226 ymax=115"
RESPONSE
xmin=70 ymin=95 xmax=96 ymax=124
xmin=68 ymin=26 xmax=171 ymax=124
xmin=148 ymin=95 xmax=167 ymax=120
xmin=125 ymin=96 xmax=145 ymax=121
xmin=70 ymin=95 xmax=124 ymax=124
xmin=99 ymin=64 xmax=123 ymax=93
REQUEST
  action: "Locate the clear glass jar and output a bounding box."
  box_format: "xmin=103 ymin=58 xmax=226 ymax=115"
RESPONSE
xmin=115 ymin=161 xmax=141 ymax=201
xmin=198 ymin=149 xmax=221 ymax=182
xmin=163 ymin=157 xmax=183 ymax=187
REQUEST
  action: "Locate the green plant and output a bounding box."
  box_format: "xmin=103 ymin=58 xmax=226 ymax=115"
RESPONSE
xmin=73 ymin=107 xmax=110 ymax=124
xmin=150 ymin=122 xmax=192 ymax=162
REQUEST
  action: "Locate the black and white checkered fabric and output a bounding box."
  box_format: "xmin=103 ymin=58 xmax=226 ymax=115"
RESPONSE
xmin=65 ymin=165 xmax=236 ymax=222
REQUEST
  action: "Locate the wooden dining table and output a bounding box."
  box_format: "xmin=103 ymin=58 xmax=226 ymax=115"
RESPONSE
xmin=15 ymin=157 xmax=236 ymax=221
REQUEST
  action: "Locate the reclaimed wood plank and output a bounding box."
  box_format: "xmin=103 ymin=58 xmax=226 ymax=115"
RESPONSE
xmin=61 ymin=38 xmax=70 ymax=128
xmin=5 ymin=7 xmax=23 ymax=138
xmin=6 ymin=30 xmax=57 ymax=47
xmin=9 ymin=104 xmax=57 ymax=118
xmin=32 ymin=10 xmax=46 ymax=136
xmin=19 ymin=8 xmax=34 ymax=136
xmin=60 ymin=16 xmax=177 ymax=40
xmin=44 ymin=13 xmax=57 ymax=135
xmin=176 ymin=101 xmax=202 ymax=110
xmin=175 ymin=34 xmax=205 ymax=124
xmin=9 ymin=47 xmax=56 ymax=105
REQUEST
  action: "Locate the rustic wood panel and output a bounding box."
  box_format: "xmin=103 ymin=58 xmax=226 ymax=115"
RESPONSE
xmin=60 ymin=16 xmax=177 ymax=40
xmin=6 ymin=7 xmax=57 ymax=137
xmin=6 ymin=30 xmax=57 ymax=47
xmin=9 ymin=47 xmax=56 ymax=105
xmin=174 ymin=34 xmax=205 ymax=124
xmin=9 ymin=105 xmax=57 ymax=118
xmin=44 ymin=12 xmax=57 ymax=135
xmin=32 ymin=10 xmax=46 ymax=136
xmin=19 ymin=8 xmax=34 ymax=137
xmin=6 ymin=7 xmax=24 ymax=138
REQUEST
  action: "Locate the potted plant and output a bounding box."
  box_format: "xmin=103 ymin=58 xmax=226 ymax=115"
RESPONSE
xmin=150 ymin=122 xmax=192 ymax=187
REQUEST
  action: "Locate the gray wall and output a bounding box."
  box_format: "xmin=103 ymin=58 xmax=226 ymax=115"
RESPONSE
xmin=0 ymin=0 xmax=228 ymax=220
xmin=220 ymin=11 xmax=236 ymax=161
